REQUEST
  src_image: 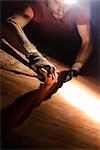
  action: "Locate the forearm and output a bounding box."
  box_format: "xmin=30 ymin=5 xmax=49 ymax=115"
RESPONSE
xmin=72 ymin=42 xmax=92 ymax=71
xmin=7 ymin=18 xmax=55 ymax=75
xmin=1 ymin=83 xmax=54 ymax=132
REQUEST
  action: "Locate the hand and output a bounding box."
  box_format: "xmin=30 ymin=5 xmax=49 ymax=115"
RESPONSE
xmin=39 ymin=68 xmax=58 ymax=88
xmin=65 ymin=69 xmax=79 ymax=82
xmin=28 ymin=52 xmax=56 ymax=81
xmin=35 ymin=64 xmax=56 ymax=82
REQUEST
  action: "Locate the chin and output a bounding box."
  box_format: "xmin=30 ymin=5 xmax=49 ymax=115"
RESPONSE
xmin=52 ymin=13 xmax=64 ymax=19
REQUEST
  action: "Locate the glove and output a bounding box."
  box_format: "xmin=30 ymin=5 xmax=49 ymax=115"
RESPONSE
xmin=65 ymin=69 xmax=79 ymax=82
xmin=28 ymin=52 xmax=55 ymax=81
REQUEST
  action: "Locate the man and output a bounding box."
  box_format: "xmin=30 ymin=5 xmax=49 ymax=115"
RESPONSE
xmin=5 ymin=0 xmax=92 ymax=84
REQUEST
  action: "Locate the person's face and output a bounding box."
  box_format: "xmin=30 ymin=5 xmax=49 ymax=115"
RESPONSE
xmin=48 ymin=0 xmax=67 ymax=19
xmin=47 ymin=0 xmax=77 ymax=19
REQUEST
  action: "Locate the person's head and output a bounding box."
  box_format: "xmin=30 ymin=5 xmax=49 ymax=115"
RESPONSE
xmin=47 ymin=0 xmax=75 ymax=19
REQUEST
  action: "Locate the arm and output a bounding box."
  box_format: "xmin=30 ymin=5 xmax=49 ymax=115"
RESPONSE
xmin=72 ymin=24 xmax=92 ymax=72
xmin=65 ymin=24 xmax=92 ymax=82
xmin=1 ymin=70 xmax=58 ymax=133
xmin=7 ymin=6 xmax=56 ymax=81
xmin=7 ymin=6 xmax=36 ymax=55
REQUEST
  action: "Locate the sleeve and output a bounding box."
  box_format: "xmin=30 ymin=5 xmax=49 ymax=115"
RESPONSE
xmin=75 ymin=1 xmax=90 ymax=25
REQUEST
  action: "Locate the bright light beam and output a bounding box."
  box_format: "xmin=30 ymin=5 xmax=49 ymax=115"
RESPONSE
xmin=63 ymin=0 xmax=77 ymax=4
xmin=58 ymin=81 xmax=100 ymax=123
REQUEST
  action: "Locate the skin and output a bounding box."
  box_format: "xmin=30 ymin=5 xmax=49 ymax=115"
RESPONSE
xmin=7 ymin=0 xmax=92 ymax=85
xmin=39 ymin=68 xmax=58 ymax=86
xmin=47 ymin=0 xmax=92 ymax=65
xmin=1 ymin=71 xmax=58 ymax=133
xmin=47 ymin=0 xmax=72 ymax=19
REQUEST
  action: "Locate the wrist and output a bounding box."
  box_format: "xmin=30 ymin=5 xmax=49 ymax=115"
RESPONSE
xmin=72 ymin=62 xmax=83 ymax=72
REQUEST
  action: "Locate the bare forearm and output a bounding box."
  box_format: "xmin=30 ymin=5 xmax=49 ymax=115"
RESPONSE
xmin=1 ymin=83 xmax=54 ymax=132
xmin=74 ymin=42 xmax=92 ymax=67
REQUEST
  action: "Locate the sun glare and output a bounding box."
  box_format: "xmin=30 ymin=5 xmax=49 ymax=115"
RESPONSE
xmin=63 ymin=0 xmax=77 ymax=4
xmin=58 ymin=81 xmax=100 ymax=123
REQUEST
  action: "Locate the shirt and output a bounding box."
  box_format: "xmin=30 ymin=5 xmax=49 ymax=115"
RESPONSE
xmin=24 ymin=0 xmax=90 ymax=65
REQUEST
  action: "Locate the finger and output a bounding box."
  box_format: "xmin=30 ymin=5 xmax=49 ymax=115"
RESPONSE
xmin=51 ymin=73 xmax=55 ymax=80
xmin=40 ymin=68 xmax=54 ymax=85
xmin=39 ymin=68 xmax=47 ymax=73
xmin=39 ymin=68 xmax=48 ymax=80
xmin=53 ymin=71 xmax=58 ymax=83
xmin=50 ymin=66 xmax=56 ymax=74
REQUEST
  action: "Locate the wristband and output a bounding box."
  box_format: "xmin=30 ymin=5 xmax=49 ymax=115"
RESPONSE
xmin=72 ymin=62 xmax=83 ymax=72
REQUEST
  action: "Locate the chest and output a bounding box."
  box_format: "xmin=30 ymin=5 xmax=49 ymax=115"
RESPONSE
xmin=32 ymin=3 xmax=76 ymax=36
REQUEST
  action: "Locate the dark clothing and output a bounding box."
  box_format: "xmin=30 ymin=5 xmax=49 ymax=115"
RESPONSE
xmin=24 ymin=1 xmax=89 ymax=65
xmin=31 ymin=1 xmax=89 ymax=36
xmin=2 ymin=0 xmax=89 ymax=65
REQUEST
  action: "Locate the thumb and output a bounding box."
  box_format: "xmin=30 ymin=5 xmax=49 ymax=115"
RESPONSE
xmin=39 ymin=68 xmax=48 ymax=80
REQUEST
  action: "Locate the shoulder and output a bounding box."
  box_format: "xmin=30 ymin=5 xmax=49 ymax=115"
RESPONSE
xmin=73 ymin=1 xmax=90 ymax=25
